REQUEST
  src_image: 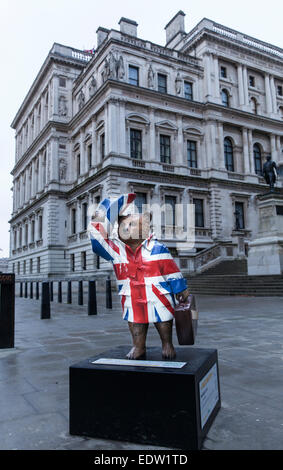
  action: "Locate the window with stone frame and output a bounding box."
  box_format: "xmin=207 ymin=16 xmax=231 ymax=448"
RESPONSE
xmin=184 ymin=81 xmax=193 ymax=100
xmin=82 ymin=202 xmax=88 ymax=231
xmin=158 ymin=73 xmax=167 ymax=93
xmin=277 ymin=85 xmax=283 ymax=96
xmin=160 ymin=134 xmax=171 ymax=164
xmin=76 ymin=153 xmax=81 ymax=177
xmin=30 ymin=258 xmax=33 ymax=274
xmin=220 ymin=66 xmax=227 ymax=78
xmin=250 ymin=97 xmax=258 ymax=114
xmin=128 ymin=65 xmax=139 ymax=86
xmin=193 ymin=198 xmax=205 ymax=228
xmin=234 ymin=201 xmax=245 ymax=230
xmin=70 ymin=253 xmax=75 ymax=272
xmin=100 ymin=133 xmax=105 ymax=159
xmin=135 ymin=192 xmax=147 ymax=213
xmin=130 ymin=129 xmax=142 ymax=159
xmin=187 ymin=140 xmax=197 ymax=168
xmin=221 ymin=89 xmax=229 ymax=107
xmin=224 ymin=137 xmax=234 ymax=172
xmin=164 ymin=195 xmax=176 ymax=227
xmin=87 ymin=143 xmax=92 ymax=169
xmin=81 ymin=251 xmax=87 ymax=270
xmin=37 ymin=256 xmax=40 ymax=273
xmin=71 ymin=208 xmax=77 ymax=234
xmin=253 ymin=143 xmax=262 ymax=176
xmin=38 ymin=214 xmax=43 ymax=239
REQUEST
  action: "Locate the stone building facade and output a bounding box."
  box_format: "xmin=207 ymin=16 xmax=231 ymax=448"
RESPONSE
xmin=8 ymin=11 xmax=283 ymax=278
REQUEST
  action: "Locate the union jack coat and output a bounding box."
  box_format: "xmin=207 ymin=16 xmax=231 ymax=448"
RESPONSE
xmin=87 ymin=194 xmax=188 ymax=324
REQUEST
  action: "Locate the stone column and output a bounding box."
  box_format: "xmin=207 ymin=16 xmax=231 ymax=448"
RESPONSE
xmin=265 ymin=74 xmax=272 ymax=114
xmin=79 ymin=129 xmax=85 ymax=175
xmin=31 ymin=159 xmax=36 ymax=199
xmin=210 ymin=121 xmax=217 ymax=168
xmin=51 ymin=137 xmax=59 ymax=181
xmin=177 ymin=115 xmax=184 ymax=165
xmin=270 ymin=75 xmax=277 ymax=115
xmin=242 ymin=127 xmax=250 ymax=173
xmin=91 ymin=116 xmax=97 ymax=165
xmin=237 ymin=64 xmax=245 ymax=108
xmin=40 ymin=94 xmax=45 ymax=129
xmin=203 ymin=53 xmax=212 ymax=100
xmin=149 ymin=107 xmax=156 ymax=161
xmin=118 ymin=99 xmax=126 ymax=156
xmin=276 ymin=136 xmax=282 ymax=162
xmin=213 ymin=55 xmax=220 ymax=103
xmin=270 ymin=134 xmax=277 ymax=163
xmin=108 ymin=99 xmax=118 ymax=155
xmin=217 ymin=122 xmax=225 ymax=169
xmin=242 ymin=66 xmax=249 ymax=109
xmin=38 ymin=151 xmax=43 ymax=192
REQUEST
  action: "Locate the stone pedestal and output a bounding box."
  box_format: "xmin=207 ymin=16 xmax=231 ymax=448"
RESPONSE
xmin=69 ymin=346 xmax=221 ymax=450
xmin=248 ymin=192 xmax=283 ymax=275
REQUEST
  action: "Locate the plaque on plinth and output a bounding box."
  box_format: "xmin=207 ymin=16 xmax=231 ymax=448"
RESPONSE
xmin=69 ymin=346 xmax=221 ymax=450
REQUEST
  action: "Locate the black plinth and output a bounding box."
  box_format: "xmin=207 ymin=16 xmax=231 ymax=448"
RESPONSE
xmin=69 ymin=346 xmax=221 ymax=450
xmin=0 ymin=273 xmax=15 ymax=349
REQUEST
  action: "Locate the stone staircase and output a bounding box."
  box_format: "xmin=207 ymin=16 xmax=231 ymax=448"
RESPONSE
xmin=198 ymin=258 xmax=247 ymax=275
xmin=186 ymin=273 xmax=283 ymax=296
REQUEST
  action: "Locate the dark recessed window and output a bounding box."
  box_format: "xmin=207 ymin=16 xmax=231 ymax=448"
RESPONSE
xmin=82 ymin=203 xmax=88 ymax=231
xmin=193 ymin=198 xmax=204 ymax=228
xmin=277 ymin=85 xmax=283 ymax=96
xmin=187 ymin=140 xmax=197 ymax=168
xmin=81 ymin=251 xmax=86 ymax=270
xmin=135 ymin=192 xmax=147 ymax=213
xmin=184 ymin=81 xmax=193 ymax=100
xmin=224 ymin=137 xmax=234 ymax=172
xmin=100 ymin=133 xmax=105 ymax=159
xmin=59 ymin=77 xmax=66 ymax=87
xmin=76 ymin=154 xmax=81 ymax=177
xmin=87 ymin=144 xmax=92 ymax=169
xmin=251 ymin=97 xmax=258 ymax=114
xmin=71 ymin=208 xmax=76 ymax=234
xmin=253 ymin=143 xmax=262 ymax=176
xmin=235 ymin=202 xmax=245 ymax=230
xmin=71 ymin=253 xmax=75 ymax=272
xmin=220 ymin=66 xmax=227 ymax=78
xmin=129 ymin=65 xmax=139 ymax=86
xmin=158 ymin=73 xmax=167 ymax=93
xmin=130 ymin=129 xmax=142 ymax=159
xmin=249 ymin=75 xmax=255 ymax=87
xmin=221 ymin=89 xmax=229 ymax=107
xmin=160 ymin=135 xmax=171 ymax=164
xmin=165 ymin=195 xmax=176 ymax=227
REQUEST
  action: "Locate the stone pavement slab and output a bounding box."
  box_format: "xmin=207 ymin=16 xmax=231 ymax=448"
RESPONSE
xmin=0 ymin=293 xmax=283 ymax=450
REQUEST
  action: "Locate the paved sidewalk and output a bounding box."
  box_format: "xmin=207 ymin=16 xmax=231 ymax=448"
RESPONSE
xmin=0 ymin=291 xmax=283 ymax=450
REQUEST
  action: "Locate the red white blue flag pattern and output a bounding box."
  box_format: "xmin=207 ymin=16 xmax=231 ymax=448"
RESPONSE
xmin=88 ymin=194 xmax=188 ymax=323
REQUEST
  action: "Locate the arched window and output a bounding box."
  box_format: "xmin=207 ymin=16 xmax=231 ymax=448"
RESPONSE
xmin=250 ymin=97 xmax=257 ymax=114
xmin=253 ymin=143 xmax=262 ymax=175
xmin=221 ymin=89 xmax=229 ymax=107
xmin=224 ymin=137 xmax=234 ymax=171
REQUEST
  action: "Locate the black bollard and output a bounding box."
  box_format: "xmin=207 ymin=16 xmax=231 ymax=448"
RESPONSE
xmin=106 ymin=277 xmax=112 ymax=309
xmin=67 ymin=280 xmax=72 ymax=304
xmin=88 ymin=280 xmax=97 ymax=315
xmin=36 ymin=282 xmax=39 ymax=300
xmin=30 ymin=281 xmax=33 ymax=299
xmin=20 ymin=282 xmax=23 ymax=297
xmin=78 ymin=280 xmax=83 ymax=305
xmin=50 ymin=281 xmax=53 ymax=301
xmin=24 ymin=281 xmax=28 ymax=298
xmin=41 ymin=282 xmax=50 ymax=319
xmin=58 ymin=281 xmax=62 ymax=303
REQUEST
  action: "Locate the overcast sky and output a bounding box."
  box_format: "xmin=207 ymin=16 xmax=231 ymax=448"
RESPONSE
xmin=0 ymin=0 xmax=283 ymax=258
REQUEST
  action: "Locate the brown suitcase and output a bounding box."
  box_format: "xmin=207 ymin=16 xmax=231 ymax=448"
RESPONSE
xmin=174 ymin=294 xmax=198 ymax=345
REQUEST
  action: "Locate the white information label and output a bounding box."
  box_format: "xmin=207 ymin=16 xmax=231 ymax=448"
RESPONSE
xmin=91 ymin=358 xmax=187 ymax=368
xmin=199 ymin=363 xmax=219 ymax=429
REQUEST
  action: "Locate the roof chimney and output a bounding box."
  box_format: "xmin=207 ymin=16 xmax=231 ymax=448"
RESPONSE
xmin=165 ymin=10 xmax=186 ymax=46
xmin=118 ymin=17 xmax=138 ymax=37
